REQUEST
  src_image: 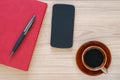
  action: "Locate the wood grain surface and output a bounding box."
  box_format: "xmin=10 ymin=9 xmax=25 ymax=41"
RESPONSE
xmin=0 ymin=0 xmax=120 ymax=80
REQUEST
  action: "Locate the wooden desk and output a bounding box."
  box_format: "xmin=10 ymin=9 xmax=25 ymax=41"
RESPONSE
xmin=0 ymin=0 xmax=120 ymax=80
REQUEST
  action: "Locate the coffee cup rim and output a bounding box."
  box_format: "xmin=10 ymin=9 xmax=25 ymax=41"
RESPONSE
xmin=82 ymin=46 xmax=107 ymax=71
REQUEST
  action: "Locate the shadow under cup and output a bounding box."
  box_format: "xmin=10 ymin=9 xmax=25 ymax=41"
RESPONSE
xmin=82 ymin=46 xmax=107 ymax=72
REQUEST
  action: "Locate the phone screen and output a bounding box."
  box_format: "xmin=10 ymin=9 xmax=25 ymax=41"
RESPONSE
xmin=51 ymin=4 xmax=75 ymax=48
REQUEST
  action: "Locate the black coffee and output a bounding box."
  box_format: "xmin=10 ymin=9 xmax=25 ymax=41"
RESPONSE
xmin=84 ymin=48 xmax=104 ymax=68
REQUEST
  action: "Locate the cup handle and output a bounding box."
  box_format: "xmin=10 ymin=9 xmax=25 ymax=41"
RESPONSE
xmin=101 ymin=67 xmax=108 ymax=74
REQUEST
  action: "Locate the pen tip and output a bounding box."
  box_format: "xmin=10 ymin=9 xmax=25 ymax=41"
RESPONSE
xmin=10 ymin=51 xmax=14 ymax=57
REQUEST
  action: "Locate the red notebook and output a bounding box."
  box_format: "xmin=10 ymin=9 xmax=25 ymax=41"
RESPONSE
xmin=0 ymin=0 xmax=47 ymax=71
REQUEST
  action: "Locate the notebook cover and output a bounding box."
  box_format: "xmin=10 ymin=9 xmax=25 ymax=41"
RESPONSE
xmin=0 ymin=0 xmax=47 ymax=71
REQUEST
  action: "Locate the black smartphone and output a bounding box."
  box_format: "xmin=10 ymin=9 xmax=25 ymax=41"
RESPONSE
xmin=51 ymin=4 xmax=75 ymax=48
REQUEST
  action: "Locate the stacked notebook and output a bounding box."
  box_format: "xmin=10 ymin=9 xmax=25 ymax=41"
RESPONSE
xmin=0 ymin=0 xmax=47 ymax=71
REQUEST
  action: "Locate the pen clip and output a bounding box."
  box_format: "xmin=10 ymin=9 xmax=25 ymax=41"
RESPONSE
xmin=24 ymin=15 xmax=36 ymax=35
